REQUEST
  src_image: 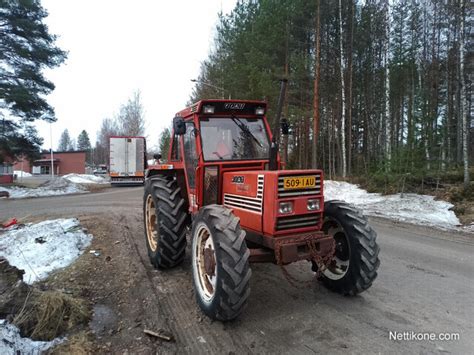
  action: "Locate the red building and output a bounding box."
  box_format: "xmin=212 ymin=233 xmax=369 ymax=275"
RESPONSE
xmin=14 ymin=151 xmax=86 ymax=175
xmin=0 ymin=151 xmax=14 ymax=183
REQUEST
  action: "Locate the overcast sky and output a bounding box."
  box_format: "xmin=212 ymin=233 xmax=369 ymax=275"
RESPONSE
xmin=36 ymin=0 xmax=237 ymax=150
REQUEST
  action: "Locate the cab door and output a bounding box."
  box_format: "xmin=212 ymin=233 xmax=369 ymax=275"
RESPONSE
xmin=182 ymin=121 xmax=199 ymax=212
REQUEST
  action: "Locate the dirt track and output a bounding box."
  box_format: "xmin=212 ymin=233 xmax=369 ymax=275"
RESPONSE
xmin=1 ymin=187 xmax=473 ymax=353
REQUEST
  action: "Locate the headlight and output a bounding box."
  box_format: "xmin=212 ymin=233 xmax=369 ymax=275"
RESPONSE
xmin=307 ymin=198 xmax=320 ymax=211
xmin=279 ymin=201 xmax=293 ymax=214
xmin=203 ymin=105 xmax=215 ymax=114
xmin=255 ymin=107 xmax=265 ymax=115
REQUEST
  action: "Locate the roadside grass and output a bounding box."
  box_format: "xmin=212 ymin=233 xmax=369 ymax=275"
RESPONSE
xmin=12 ymin=290 xmax=90 ymax=341
xmin=1 ymin=258 xmax=91 ymax=351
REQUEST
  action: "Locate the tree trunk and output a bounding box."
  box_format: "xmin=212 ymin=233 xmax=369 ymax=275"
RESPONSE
xmin=312 ymin=0 xmax=321 ymax=169
xmin=347 ymin=0 xmax=354 ymax=175
xmin=338 ymin=0 xmax=347 ymax=178
xmin=384 ymin=1 xmax=391 ymax=172
xmin=459 ymin=0 xmax=470 ymax=187
xmin=282 ymin=22 xmax=290 ymax=167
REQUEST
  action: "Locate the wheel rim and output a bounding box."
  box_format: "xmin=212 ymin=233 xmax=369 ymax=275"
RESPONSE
xmin=322 ymin=217 xmax=350 ymax=280
xmin=145 ymin=194 xmax=158 ymax=251
xmin=193 ymin=223 xmax=217 ymax=302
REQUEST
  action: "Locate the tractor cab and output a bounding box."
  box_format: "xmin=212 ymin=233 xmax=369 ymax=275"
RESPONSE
xmin=167 ymin=100 xmax=275 ymax=207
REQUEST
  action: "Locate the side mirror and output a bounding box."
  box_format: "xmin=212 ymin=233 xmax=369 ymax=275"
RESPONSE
xmin=281 ymin=118 xmax=289 ymax=135
xmin=153 ymin=153 xmax=162 ymax=160
xmin=173 ymin=116 xmax=186 ymax=135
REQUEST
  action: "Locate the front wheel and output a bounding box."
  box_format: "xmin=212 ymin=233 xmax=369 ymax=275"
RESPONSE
xmin=191 ymin=205 xmax=251 ymax=321
xmin=316 ymin=200 xmax=380 ymax=295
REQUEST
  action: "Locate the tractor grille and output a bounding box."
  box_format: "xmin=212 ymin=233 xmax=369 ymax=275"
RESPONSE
xmin=224 ymin=175 xmax=264 ymax=213
xmin=277 ymin=173 xmax=322 ymax=198
xmin=276 ymin=213 xmax=321 ymax=231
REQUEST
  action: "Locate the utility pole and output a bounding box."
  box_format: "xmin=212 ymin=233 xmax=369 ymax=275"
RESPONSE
xmin=50 ymin=122 xmax=54 ymax=179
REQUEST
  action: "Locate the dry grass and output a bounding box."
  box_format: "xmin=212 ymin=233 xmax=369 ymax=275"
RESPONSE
xmin=12 ymin=290 xmax=90 ymax=341
xmin=47 ymin=331 xmax=94 ymax=355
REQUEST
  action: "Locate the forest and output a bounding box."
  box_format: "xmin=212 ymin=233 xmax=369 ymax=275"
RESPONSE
xmin=190 ymin=0 xmax=472 ymax=188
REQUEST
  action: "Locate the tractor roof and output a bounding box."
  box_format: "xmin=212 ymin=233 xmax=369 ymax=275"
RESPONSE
xmin=177 ymin=99 xmax=267 ymax=118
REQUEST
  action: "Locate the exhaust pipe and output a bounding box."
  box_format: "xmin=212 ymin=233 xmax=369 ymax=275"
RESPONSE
xmin=269 ymin=78 xmax=288 ymax=171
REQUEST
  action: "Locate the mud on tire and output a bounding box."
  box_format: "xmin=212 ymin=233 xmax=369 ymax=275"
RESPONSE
xmin=317 ymin=200 xmax=380 ymax=295
xmin=191 ymin=205 xmax=251 ymax=321
xmin=143 ymin=175 xmax=189 ymax=269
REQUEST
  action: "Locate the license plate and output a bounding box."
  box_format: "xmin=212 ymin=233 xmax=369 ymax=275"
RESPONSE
xmin=283 ymin=176 xmax=316 ymax=189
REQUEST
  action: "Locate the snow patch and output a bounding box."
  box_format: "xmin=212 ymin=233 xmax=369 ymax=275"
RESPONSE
xmin=0 ymin=320 xmax=62 ymax=355
xmin=324 ymin=180 xmax=461 ymax=230
xmin=0 ymin=177 xmax=87 ymax=199
xmin=62 ymin=173 xmax=108 ymax=184
xmin=0 ymin=218 xmax=92 ymax=284
xmin=13 ymin=170 xmax=32 ymax=178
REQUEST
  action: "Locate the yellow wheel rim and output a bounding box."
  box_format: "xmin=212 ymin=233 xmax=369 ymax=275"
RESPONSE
xmin=145 ymin=194 xmax=158 ymax=251
xmin=194 ymin=223 xmax=217 ymax=302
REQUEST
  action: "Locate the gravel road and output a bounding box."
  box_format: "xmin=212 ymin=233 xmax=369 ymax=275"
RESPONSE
xmin=1 ymin=187 xmax=473 ymax=354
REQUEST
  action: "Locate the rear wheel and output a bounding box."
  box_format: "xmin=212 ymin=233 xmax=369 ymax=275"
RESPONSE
xmin=316 ymin=200 xmax=380 ymax=295
xmin=143 ymin=175 xmax=189 ymax=269
xmin=191 ymin=205 xmax=251 ymax=321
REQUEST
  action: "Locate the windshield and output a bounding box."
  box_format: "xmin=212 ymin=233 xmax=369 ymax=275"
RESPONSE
xmin=200 ymin=117 xmax=270 ymax=161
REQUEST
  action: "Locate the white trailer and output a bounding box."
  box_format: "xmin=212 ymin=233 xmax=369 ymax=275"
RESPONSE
xmin=109 ymin=136 xmax=146 ymax=185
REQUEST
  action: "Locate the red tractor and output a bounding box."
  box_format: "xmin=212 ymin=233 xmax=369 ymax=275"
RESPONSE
xmin=144 ymin=82 xmax=379 ymax=321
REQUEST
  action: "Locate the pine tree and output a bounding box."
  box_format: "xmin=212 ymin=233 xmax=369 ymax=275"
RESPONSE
xmin=0 ymin=0 xmax=66 ymax=161
xmin=158 ymin=128 xmax=171 ymax=162
xmin=77 ymin=130 xmax=91 ymax=151
xmin=58 ymin=129 xmax=73 ymax=151
xmin=77 ymin=130 xmax=92 ymax=162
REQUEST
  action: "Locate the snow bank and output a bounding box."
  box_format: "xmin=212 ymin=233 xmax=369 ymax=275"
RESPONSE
xmin=0 ymin=218 xmax=92 ymax=284
xmin=62 ymin=173 xmax=108 ymax=184
xmin=0 ymin=320 xmax=62 ymax=355
xmin=13 ymin=170 xmax=32 ymax=178
xmin=324 ymin=180 xmax=461 ymax=230
xmin=0 ymin=177 xmax=86 ymax=199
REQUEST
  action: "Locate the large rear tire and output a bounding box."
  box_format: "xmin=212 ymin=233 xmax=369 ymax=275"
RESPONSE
xmin=191 ymin=205 xmax=251 ymax=321
xmin=143 ymin=175 xmax=189 ymax=269
xmin=316 ymin=200 xmax=380 ymax=295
